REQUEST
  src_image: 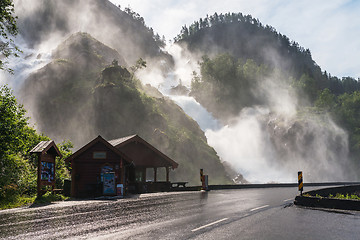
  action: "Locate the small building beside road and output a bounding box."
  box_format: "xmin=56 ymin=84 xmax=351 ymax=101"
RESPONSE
xmin=30 ymin=140 xmax=62 ymax=195
xmin=65 ymin=135 xmax=178 ymax=198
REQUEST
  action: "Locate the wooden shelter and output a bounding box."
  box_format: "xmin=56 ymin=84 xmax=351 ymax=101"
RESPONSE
xmin=109 ymin=135 xmax=179 ymax=193
xmin=65 ymin=136 xmax=131 ymax=198
xmin=30 ymin=141 xmax=62 ymax=196
xmin=66 ymin=135 xmax=178 ymax=198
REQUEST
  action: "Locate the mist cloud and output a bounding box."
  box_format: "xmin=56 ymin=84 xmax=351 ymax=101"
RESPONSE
xmin=110 ymin=0 xmax=360 ymax=78
xmin=135 ymin=38 xmax=357 ymax=183
xmin=2 ymin=0 xmax=358 ymax=184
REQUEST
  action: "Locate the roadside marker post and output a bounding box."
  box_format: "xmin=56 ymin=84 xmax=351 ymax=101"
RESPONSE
xmin=204 ymin=175 xmax=209 ymax=191
xmin=200 ymin=169 xmax=205 ymax=190
xmin=298 ymin=171 xmax=303 ymax=195
xmin=200 ymin=169 xmax=209 ymax=191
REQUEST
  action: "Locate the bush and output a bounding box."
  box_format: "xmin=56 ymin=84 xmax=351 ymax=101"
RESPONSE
xmin=34 ymin=192 xmax=68 ymax=204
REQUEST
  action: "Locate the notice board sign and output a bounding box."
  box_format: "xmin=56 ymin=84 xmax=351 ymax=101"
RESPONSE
xmin=103 ymin=172 xmax=116 ymax=195
xmin=41 ymin=161 xmax=55 ymax=182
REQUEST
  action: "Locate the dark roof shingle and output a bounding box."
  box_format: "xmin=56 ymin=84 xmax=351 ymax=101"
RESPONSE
xmin=30 ymin=141 xmax=54 ymax=153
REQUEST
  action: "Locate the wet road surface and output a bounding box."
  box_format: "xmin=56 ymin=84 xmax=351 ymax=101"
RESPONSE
xmin=1 ymin=187 xmax=360 ymax=239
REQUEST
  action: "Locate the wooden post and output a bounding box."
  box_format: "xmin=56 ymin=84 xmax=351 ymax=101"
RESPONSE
xmin=71 ymin=162 xmax=76 ymax=197
xmin=120 ymin=160 xmax=124 ymax=184
xmin=142 ymin=167 xmax=146 ymax=183
xmin=154 ymin=168 xmax=157 ymax=182
xmin=37 ymin=153 xmax=41 ymax=196
xmin=52 ymin=155 xmax=56 ymax=192
xmin=166 ymin=167 xmax=169 ymax=182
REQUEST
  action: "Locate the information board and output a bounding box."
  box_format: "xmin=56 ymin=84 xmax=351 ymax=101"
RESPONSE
xmin=103 ymin=172 xmax=116 ymax=195
xmin=41 ymin=162 xmax=55 ymax=182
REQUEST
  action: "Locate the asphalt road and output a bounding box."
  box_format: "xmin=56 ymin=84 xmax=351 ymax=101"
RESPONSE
xmin=1 ymin=187 xmax=359 ymax=239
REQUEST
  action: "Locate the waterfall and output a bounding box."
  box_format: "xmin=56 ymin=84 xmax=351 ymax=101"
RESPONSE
xmin=137 ymin=43 xmax=355 ymax=183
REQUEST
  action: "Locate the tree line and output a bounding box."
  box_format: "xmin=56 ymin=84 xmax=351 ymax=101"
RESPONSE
xmin=121 ymin=5 xmax=166 ymax=48
xmin=175 ymin=12 xmax=360 ymax=95
xmin=190 ymin=53 xmax=360 ymax=165
xmin=0 ymin=85 xmax=72 ymax=206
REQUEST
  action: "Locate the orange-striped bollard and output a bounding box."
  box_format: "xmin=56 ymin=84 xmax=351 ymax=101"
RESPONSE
xmin=298 ymin=171 xmax=303 ymax=195
xmin=200 ymin=169 xmax=205 ymax=190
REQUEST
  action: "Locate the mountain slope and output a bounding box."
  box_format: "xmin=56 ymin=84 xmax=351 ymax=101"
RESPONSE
xmin=175 ymin=12 xmax=318 ymax=80
xmin=14 ymin=0 xmax=170 ymax=65
xmin=174 ymin=13 xmax=359 ymax=182
xmin=19 ymin=32 xmax=231 ymax=185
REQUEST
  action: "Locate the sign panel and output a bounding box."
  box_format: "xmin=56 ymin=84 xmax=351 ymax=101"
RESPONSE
xmin=93 ymin=152 xmax=107 ymax=159
xmin=103 ymin=172 xmax=116 ymax=195
xmin=41 ymin=162 xmax=55 ymax=182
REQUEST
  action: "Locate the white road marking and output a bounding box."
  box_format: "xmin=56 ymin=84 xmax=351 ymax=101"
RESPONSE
xmin=191 ymin=218 xmax=229 ymax=232
xmin=250 ymin=205 xmax=269 ymax=212
xmin=283 ymin=198 xmax=293 ymax=202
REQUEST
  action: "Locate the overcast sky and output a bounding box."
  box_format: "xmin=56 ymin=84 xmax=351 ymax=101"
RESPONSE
xmin=109 ymin=0 xmax=360 ymax=79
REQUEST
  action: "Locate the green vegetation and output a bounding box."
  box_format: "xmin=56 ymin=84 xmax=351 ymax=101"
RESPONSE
xmin=175 ymin=12 xmax=318 ymax=80
xmin=0 ymin=192 xmax=69 ymax=210
xmin=314 ymin=90 xmax=360 ymax=159
xmin=181 ymin=14 xmax=360 ymax=170
xmin=19 ymin=32 xmax=231 ymax=185
xmin=0 ymin=194 xmax=35 ymax=210
xmin=93 ymin=62 xmax=230 ymax=184
xmin=0 ymin=0 xmax=20 ymax=72
xmin=191 ymin=53 xmax=282 ymax=121
xmin=328 ymin=193 xmax=360 ymax=200
xmin=0 ymin=85 xmax=72 ymax=209
xmin=123 ymin=6 xmax=166 ymax=48
xmin=179 ymin=12 xmax=360 ymax=102
xmin=307 ymin=193 xmax=360 ymax=201
xmin=33 ymin=192 xmax=69 ymax=205
xmin=0 ymin=85 xmax=47 ymax=198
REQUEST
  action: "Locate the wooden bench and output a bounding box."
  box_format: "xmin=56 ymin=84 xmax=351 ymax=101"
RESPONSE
xmin=171 ymin=182 xmax=188 ymax=188
xmin=52 ymin=189 xmax=63 ymax=194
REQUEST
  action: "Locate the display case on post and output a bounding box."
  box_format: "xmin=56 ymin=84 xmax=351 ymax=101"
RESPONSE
xmin=30 ymin=141 xmax=62 ymax=196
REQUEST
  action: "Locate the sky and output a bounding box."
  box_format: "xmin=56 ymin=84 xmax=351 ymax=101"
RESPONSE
xmin=109 ymin=0 xmax=360 ymax=79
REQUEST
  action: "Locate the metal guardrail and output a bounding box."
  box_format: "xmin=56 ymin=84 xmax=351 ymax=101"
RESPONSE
xmin=171 ymin=182 xmax=360 ymax=191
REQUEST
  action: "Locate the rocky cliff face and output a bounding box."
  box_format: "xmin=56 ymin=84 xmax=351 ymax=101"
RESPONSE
xmin=19 ymin=32 xmax=232 ymax=185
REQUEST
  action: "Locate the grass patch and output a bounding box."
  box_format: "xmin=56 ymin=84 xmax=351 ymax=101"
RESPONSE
xmin=0 ymin=195 xmax=36 ymax=210
xmin=33 ymin=192 xmax=69 ymax=205
xmin=0 ymin=192 xmax=69 ymax=210
xmin=302 ymin=193 xmax=360 ymax=201
xmin=328 ymin=193 xmax=360 ymax=200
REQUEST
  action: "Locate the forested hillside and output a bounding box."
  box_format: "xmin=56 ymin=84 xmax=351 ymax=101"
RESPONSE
xmin=176 ymin=12 xmax=360 ymax=175
xmin=176 ymin=12 xmax=360 ymax=99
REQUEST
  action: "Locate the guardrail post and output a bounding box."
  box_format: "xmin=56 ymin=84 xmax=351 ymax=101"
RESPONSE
xmin=298 ymin=171 xmax=303 ymax=195
xmin=200 ymin=169 xmax=204 ymax=190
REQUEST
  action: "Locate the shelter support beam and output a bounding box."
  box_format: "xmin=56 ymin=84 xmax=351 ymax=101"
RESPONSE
xmin=166 ymin=167 xmax=169 ymax=182
xmin=154 ymin=167 xmax=157 ymax=182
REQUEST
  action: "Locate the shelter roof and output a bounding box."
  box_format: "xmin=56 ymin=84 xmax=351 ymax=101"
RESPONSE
xmin=108 ymin=135 xmax=137 ymax=147
xmin=109 ymin=135 xmax=179 ymax=169
xmin=65 ymin=135 xmax=132 ymax=163
xmin=30 ymin=140 xmax=62 ymax=157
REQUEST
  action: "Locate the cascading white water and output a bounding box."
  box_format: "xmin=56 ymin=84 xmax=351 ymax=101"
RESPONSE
xmin=169 ymin=95 xmax=221 ymax=131
xmin=3 ymin=34 xmax=354 ymax=183
xmin=137 ymin=43 xmax=355 ymax=183
xmin=0 ymin=36 xmax=51 ymax=91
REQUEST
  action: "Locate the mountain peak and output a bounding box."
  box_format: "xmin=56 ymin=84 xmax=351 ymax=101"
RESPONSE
xmin=51 ymin=32 xmax=126 ymax=68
